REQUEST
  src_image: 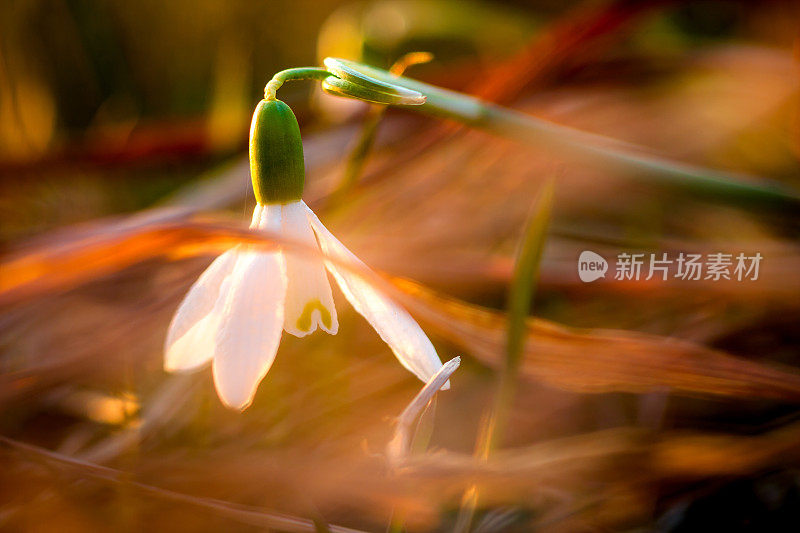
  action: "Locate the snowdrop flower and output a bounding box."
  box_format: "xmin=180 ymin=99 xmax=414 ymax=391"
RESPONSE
xmin=165 ymin=97 xmax=446 ymax=410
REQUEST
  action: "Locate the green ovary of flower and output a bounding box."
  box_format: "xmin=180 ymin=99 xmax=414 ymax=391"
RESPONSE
xmin=248 ymin=98 xmax=305 ymax=204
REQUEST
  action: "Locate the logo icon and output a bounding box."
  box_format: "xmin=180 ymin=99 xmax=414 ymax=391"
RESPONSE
xmin=578 ymin=251 xmax=608 ymax=282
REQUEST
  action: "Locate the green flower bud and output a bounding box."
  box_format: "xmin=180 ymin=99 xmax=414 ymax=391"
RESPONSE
xmin=248 ymin=99 xmax=305 ymax=204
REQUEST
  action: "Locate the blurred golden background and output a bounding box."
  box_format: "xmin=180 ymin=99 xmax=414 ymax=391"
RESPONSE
xmin=2 ymin=0 xmax=800 ymax=531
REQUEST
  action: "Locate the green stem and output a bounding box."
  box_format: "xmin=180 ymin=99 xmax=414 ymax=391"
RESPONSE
xmin=329 ymin=54 xmax=433 ymax=205
xmin=265 ymin=60 xmax=800 ymax=210
xmin=331 ymin=105 xmax=385 ymax=203
xmin=330 ymin=60 xmax=800 ymax=211
xmin=264 ymin=67 xmax=332 ymax=100
xmin=491 ymin=180 xmax=556 ymax=451
xmin=453 ymin=180 xmax=554 ymax=533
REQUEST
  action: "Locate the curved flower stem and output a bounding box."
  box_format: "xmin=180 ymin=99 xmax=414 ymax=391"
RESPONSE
xmin=264 ymin=67 xmax=332 ymax=100
xmin=321 ymin=59 xmax=800 ymax=211
xmin=264 ymin=60 xmax=799 ymax=210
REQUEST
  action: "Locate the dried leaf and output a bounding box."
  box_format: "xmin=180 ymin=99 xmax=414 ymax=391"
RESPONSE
xmin=394 ymin=279 xmax=800 ymax=400
xmin=3 ymin=211 xmax=800 ymax=402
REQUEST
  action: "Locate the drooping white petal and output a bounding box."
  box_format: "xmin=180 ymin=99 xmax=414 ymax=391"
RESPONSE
xmin=304 ymin=202 xmax=447 ymax=388
xmin=163 ymin=205 xmax=265 ymax=372
xmin=164 ymin=246 xmax=238 ymax=372
xmin=280 ymin=201 xmax=338 ymax=337
xmin=212 ymin=204 xmax=287 ymax=410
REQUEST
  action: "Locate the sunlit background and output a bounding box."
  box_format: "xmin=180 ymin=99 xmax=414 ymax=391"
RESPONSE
xmin=2 ymin=0 xmax=800 ymax=531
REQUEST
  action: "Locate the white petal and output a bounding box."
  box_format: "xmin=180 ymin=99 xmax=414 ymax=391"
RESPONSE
xmin=164 ymin=247 xmax=238 ymax=372
xmin=280 ymin=201 xmax=338 ymax=337
xmin=213 ymin=204 xmax=287 ymax=410
xmin=304 ymin=202 xmax=446 ymax=387
xmin=164 ymin=204 xmax=265 ymax=373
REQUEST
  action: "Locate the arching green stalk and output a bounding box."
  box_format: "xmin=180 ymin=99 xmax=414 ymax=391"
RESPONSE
xmin=264 ymin=67 xmax=331 ymax=100
xmin=271 ymin=58 xmax=799 ymax=211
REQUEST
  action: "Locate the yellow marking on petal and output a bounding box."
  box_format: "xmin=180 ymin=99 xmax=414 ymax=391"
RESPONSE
xmin=296 ymin=299 xmax=332 ymax=331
